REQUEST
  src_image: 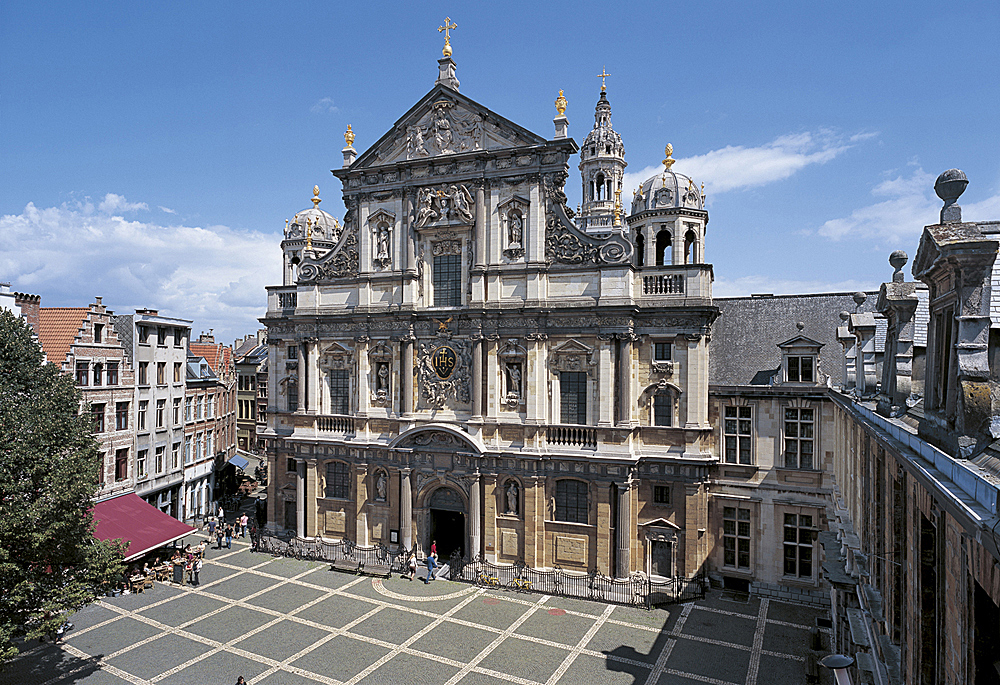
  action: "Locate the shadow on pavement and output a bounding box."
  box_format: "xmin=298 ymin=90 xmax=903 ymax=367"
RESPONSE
xmin=2 ymin=641 xmax=105 ymax=684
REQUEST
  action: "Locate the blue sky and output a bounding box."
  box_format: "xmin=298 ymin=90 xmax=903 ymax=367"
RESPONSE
xmin=2 ymin=1 xmax=998 ymax=342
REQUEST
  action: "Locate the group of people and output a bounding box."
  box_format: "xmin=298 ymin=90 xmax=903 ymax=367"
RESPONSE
xmin=401 ymin=540 xmax=440 ymax=584
xmin=207 ymin=508 xmax=250 ymax=550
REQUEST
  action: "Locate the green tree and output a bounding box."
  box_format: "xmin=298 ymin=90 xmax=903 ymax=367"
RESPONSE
xmin=0 ymin=309 xmax=126 ymax=664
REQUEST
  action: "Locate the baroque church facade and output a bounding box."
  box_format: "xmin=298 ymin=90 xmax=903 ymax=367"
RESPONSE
xmin=262 ymin=48 xmax=718 ymax=583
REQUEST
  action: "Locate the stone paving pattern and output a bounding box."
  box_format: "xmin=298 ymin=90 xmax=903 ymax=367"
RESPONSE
xmin=3 ymin=534 xmax=832 ymax=685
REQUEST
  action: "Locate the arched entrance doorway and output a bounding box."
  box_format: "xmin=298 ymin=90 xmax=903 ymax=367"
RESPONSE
xmin=428 ymin=487 xmax=465 ymax=559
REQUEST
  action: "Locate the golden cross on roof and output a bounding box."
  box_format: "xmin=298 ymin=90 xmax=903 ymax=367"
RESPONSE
xmin=438 ymin=16 xmax=457 ymax=56
xmin=597 ymin=67 xmax=610 ymax=92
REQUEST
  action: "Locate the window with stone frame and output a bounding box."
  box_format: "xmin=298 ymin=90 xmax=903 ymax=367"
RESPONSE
xmin=174 ymin=362 xmax=182 ymax=383
xmin=185 ymin=396 xmax=192 ymax=422
xmin=723 ymin=506 xmax=751 ymax=569
xmin=155 ymin=446 xmax=164 ymax=473
xmin=286 ymin=457 xmax=297 ymax=473
xmin=138 ymin=400 xmax=148 ymax=431
xmin=324 ymin=461 xmax=349 ymax=499
xmin=115 ymin=401 xmax=129 ymax=430
xmin=328 ymin=369 xmax=349 ymax=415
xmin=185 ymin=435 xmax=192 ymax=464
xmin=559 ymin=371 xmax=587 ymax=425
xmin=653 ymin=485 xmax=671 ymax=505
xmin=652 ymin=392 xmax=673 ymax=427
xmin=653 ymin=342 xmax=672 ymax=362
xmin=724 ymin=405 xmax=753 ymax=464
xmin=91 ymin=404 xmax=105 ymax=433
xmin=156 ymin=399 xmax=165 ymax=428
xmin=433 ymin=253 xmax=463 ymax=307
xmin=115 ymin=448 xmax=128 ymax=481
xmin=287 ymin=379 xmax=298 ymax=412
xmin=287 ymin=344 xmax=297 ymax=360
xmin=107 ymin=361 xmax=119 ymax=385
xmin=76 ymin=362 xmax=89 ymax=386
xmin=171 ymin=442 xmax=180 ymax=469
xmin=92 ymin=363 xmax=103 ymax=386
xmin=173 ymin=397 xmax=180 ymax=425
xmin=138 ymin=361 xmax=148 ymax=385
xmin=137 ymin=449 xmax=147 ymax=477
xmin=554 ymin=480 xmax=588 ymax=524
xmin=783 ymin=513 xmax=814 ymax=578
xmin=783 ymin=407 xmax=814 ymax=469
xmin=786 ymin=356 xmax=814 ymax=382
xmin=156 ymin=361 xmax=166 ymax=385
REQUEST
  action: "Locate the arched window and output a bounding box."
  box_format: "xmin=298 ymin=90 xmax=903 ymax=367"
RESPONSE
xmin=655 ymin=230 xmax=672 ymax=266
xmin=595 ymin=173 xmax=605 ymax=201
xmin=554 ymin=480 xmax=588 ymax=524
xmin=635 ymin=232 xmax=645 ymax=266
xmin=684 ymin=229 xmax=697 ymax=264
xmin=324 ymin=461 xmax=349 ymax=499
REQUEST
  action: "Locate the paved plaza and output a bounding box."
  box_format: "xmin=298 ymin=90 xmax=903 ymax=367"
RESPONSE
xmin=4 ymin=534 xmax=832 ymax=685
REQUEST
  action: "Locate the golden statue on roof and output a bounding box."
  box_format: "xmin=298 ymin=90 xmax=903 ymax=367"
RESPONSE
xmin=555 ymin=90 xmax=567 ymax=116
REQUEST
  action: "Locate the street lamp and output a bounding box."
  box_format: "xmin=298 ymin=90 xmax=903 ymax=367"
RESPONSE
xmin=819 ymin=654 xmax=854 ymax=685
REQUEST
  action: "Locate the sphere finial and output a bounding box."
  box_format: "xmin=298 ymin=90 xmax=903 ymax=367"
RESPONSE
xmin=555 ymin=90 xmax=567 ymax=116
xmin=438 ymin=16 xmax=457 ymax=57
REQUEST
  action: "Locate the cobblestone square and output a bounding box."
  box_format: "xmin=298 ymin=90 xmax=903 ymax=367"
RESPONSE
xmin=3 ymin=536 xmax=832 ymax=684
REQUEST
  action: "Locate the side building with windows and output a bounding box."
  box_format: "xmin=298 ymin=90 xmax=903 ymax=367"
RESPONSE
xmin=114 ymin=309 xmax=192 ymax=519
xmin=262 ymin=52 xmax=717 ymax=582
xmin=234 ymin=331 xmax=268 ymax=454
xmin=189 ymin=332 xmax=238 ymax=506
xmin=37 ymin=297 xmax=136 ymax=500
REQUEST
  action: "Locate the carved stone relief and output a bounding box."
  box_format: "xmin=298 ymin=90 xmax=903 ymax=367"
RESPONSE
xmin=548 ymin=339 xmax=597 ymax=375
xmin=416 ymin=338 xmax=472 ymax=409
xmin=414 ymin=184 xmax=474 ymax=229
xmin=320 ymin=341 xmax=353 ymax=370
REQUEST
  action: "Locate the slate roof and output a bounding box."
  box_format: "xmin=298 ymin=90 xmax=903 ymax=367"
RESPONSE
xmin=112 ymin=315 xmax=134 ymax=364
xmin=37 ymin=308 xmax=88 ymax=367
xmin=710 ymin=292 xmax=879 ymax=387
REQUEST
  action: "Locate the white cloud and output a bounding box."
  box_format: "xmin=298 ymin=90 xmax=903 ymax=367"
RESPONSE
xmin=158 ymin=205 xmax=177 ymax=214
xmin=713 ymin=274 xmax=874 ymax=298
xmin=0 ymin=199 xmax=282 ymax=343
xmin=98 ymin=193 xmax=148 ymax=213
xmin=621 ymin=130 xmax=859 ymax=202
xmin=310 ymin=97 xmax=339 ymax=114
xmin=815 ymin=168 xmax=1000 ymax=243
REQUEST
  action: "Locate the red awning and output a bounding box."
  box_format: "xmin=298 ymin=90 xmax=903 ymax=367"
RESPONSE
xmin=93 ymin=493 xmax=196 ymax=561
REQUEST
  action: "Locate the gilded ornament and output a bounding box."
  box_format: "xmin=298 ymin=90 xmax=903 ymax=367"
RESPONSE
xmin=312 ymin=185 xmax=321 ymax=208
xmin=344 ymin=124 xmax=355 ymax=148
xmin=662 ymin=143 xmax=675 ymax=170
xmin=554 ymin=89 xmax=567 ymax=116
xmin=597 ymin=67 xmax=610 ymax=92
xmin=438 ymin=16 xmax=457 ymax=57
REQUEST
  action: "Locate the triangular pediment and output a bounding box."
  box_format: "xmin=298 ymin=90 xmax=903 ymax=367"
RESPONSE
xmin=776 ymin=335 xmax=824 ymax=350
xmin=351 ymin=85 xmax=548 ymax=169
xmin=551 ymin=339 xmax=594 ymax=355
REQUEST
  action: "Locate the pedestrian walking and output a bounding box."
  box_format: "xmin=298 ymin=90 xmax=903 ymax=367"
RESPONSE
xmin=235 ymin=677 xmax=246 ymax=685
xmin=207 ymin=517 xmax=217 ymax=537
xmin=193 ymin=557 xmax=202 ymax=585
xmin=216 ymin=525 xmax=224 ymax=549
xmin=405 ymin=551 xmax=417 ymax=581
xmin=424 ymin=553 xmax=436 ymax=583
xmin=430 ymin=539 xmax=437 ymax=557
xmin=240 ymin=513 xmax=248 ymax=538
xmin=218 ymin=505 xmax=225 ymax=521
xmin=225 ymin=523 xmax=233 ymax=549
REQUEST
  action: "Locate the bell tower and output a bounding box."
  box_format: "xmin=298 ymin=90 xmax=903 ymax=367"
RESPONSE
xmin=577 ymin=69 xmax=627 ymax=233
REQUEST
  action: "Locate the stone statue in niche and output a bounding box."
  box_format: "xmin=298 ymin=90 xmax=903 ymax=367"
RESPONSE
xmin=505 ymin=481 xmax=518 ymax=515
xmin=506 ymin=362 xmax=521 ymax=398
xmin=376 ymin=362 xmax=389 ymax=392
xmin=508 ymin=213 xmax=523 ymax=247
xmin=374 ymin=223 xmax=390 ymax=268
xmin=375 ymin=471 xmax=387 ymax=502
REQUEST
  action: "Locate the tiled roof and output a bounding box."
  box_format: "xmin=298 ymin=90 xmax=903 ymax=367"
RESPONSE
xmin=190 ymin=342 xmax=231 ymax=376
xmin=710 ymin=292 xmax=879 ymax=387
xmin=37 ymin=308 xmax=88 ymax=366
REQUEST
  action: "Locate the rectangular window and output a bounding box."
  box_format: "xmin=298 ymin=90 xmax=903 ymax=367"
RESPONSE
xmin=138 ymin=325 xmax=149 ymax=344
xmin=554 ymin=480 xmax=589 ymax=524
xmin=288 ymin=380 xmax=298 ymax=412
xmin=91 ymin=404 xmax=105 ymax=433
xmin=652 ymin=393 xmax=672 ymax=427
xmin=92 ymin=363 xmax=103 ymax=386
xmin=329 ymin=369 xmax=349 ymax=415
xmin=784 ymin=407 xmax=814 ymax=469
xmin=115 ymin=448 xmax=128 ymax=481
xmin=173 ymin=327 xmax=184 ymax=347
xmin=138 ymin=361 xmax=148 ymax=385
xmin=208 ymin=395 xmax=214 ymax=419
xmin=157 ymin=327 xmax=167 ymax=346
xmin=724 ymin=406 xmax=753 ymax=464
xmin=287 ymin=457 xmax=297 ymax=473
xmin=559 ymin=371 xmax=587 ymax=425
xmin=654 ymin=342 xmax=672 ymax=361
xmin=206 ymin=429 xmax=213 ymax=457
xmin=723 ymin=506 xmax=751 ymax=569
xmin=195 ymin=433 xmax=202 ymax=460
xmin=653 ymin=485 xmax=671 ymax=505
xmin=156 ymin=361 xmax=165 ymax=385
xmin=137 ymin=449 xmax=147 ymax=477
xmin=115 ymin=401 xmax=129 ymax=430
xmin=433 ymin=253 xmax=462 ymax=307
xmin=325 ymin=461 xmax=349 ymax=498
xmin=287 ymin=345 xmax=297 ymax=360
xmin=174 ymin=362 xmax=182 ymax=383
xmin=783 ymin=513 xmax=814 ymax=577
xmin=94 ymin=323 xmax=104 ymax=343
xmin=185 ymin=396 xmax=192 ymax=422
xmin=156 ymin=399 xmax=165 ymax=428
xmin=155 ymin=446 xmax=164 ymax=473
xmin=76 ymin=362 xmax=89 ymax=386
xmin=787 ymin=356 xmax=814 ymax=383
xmin=171 ymin=442 xmax=180 ymax=469
xmin=185 ymin=435 xmax=192 ymax=464
xmin=107 ymin=361 xmax=119 ymax=385
xmin=172 ymin=398 xmax=180 ymax=425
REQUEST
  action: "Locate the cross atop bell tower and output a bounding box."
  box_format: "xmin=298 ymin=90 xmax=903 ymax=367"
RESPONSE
xmin=577 ymin=71 xmax=626 ymax=233
xmin=597 ymin=67 xmax=610 ymax=93
xmin=434 ymin=16 xmax=460 ymax=91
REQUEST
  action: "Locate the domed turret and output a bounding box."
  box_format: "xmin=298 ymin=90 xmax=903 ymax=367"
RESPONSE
xmin=626 ymin=145 xmax=708 ymax=267
xmin=577 ymin=72 xmax=627 ymax=233
xmin=281 ymin=186 xmax=342 ymax=284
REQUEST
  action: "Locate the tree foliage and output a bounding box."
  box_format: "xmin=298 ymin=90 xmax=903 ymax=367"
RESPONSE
xmin=0 ymin=309 xmax=126 ymax=663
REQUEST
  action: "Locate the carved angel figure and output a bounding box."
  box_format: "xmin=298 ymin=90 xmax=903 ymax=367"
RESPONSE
xmin=449 ymin=185 xmax=474 ymax=223
xmin=415 ymin=188 xmax=439 ymax=228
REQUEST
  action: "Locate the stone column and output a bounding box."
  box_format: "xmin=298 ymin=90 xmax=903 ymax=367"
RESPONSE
xmin=308 ymin=340 xmax=321 ymax=413
xmin=400 ymin=467 xmax=413 ymax=550
xmin=296 ymin=459 xmax=306 ymax=539
xmin=355 ymin=464 xmax=369 ymax=545
xmin=525 ymin=334 xmax=547 ymax=424
xmin=474 ymin=184 xmax=486 ymax=268
xmin=297 ymin=343 xmax=307 ymax=412
xmin=598 ymin=336 xmax=614 ymax=426
xmin=401 ymin=338 xmax=414 ymax=416
xmin=617 ymin=336 xmax=635 ymax=426
xmin=469 ymin=471 xmax=481 ymax=559
xmin=357 ymin=337 xmax=371 ymax=416
xmin=615 ymin=480 xmax=631 ymax=578
xmin=472 ymin=337 xmax=483 ymax=419
xmin=405 ymin=194 xmax=416 ymax=275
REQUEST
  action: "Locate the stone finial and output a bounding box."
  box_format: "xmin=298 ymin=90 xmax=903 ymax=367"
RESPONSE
xmin=840 ymin=311 xmax=851 ymax=323
xmin=796 ymin=321 xmax=805 ymax=331
xmin=853 ymin=292 xmax=867 ymax=310
xmin=934 ymin=168 xmax=968 ymax=223
xmin=889 ymin=249 xmax=908 ymax=283
xmin=553 ymin=90 xmax=568 ymax=139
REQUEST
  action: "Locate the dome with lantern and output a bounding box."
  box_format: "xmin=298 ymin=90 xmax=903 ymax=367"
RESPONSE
xmin=630 ymin=145 xmax=705 ymax=215
xmin=284 ymin=186 xmax=342 ymax=243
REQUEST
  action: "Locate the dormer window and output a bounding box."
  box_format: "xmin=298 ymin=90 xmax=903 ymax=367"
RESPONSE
xmin=776 ymin=332 xmax=824 ymax=385
xmin=786 ymin=356 xmax=814 ymax=383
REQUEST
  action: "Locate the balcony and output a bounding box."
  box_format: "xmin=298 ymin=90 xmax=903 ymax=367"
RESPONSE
xmin=316 ymin=414 xmax=355 ymax=435
xmin=266 ymin=286 xmax=297 ymax=313
xmin=633 ymin=265 xmax=712 ymax=301
xmin=546 ymin=424 xmax=598 ymax=449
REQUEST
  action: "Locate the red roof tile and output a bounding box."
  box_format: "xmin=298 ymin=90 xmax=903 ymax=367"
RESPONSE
xmin=189 ymin=342 xmax=231 ymax=377
xmin=37 ymin=308 xmax=88 ymax=366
